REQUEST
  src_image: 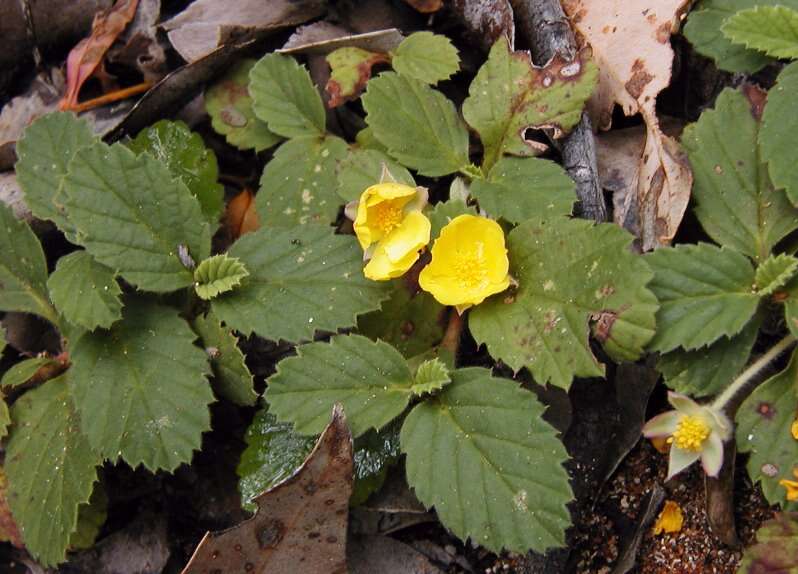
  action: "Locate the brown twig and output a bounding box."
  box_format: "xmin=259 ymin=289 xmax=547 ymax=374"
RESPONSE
xmin=510 ymin=0 xmax=608 ymax=223
xmin=440 ymin=310 xmax=464 ymax=359
xmin=66 ymin=81 xmax=152 ymax=113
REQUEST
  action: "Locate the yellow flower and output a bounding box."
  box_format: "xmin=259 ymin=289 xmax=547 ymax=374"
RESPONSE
xmin=791 ymin=418 xmax=798 ymax=440
xmin=652 ymin=500 xmax=683 ymax=535
xmin=349 ymin=182 xmax=430 ymax=281
xmin=780 ymin=468 xmax=798 ymax=501
xmin=419 ymin=214 xmax=510 ymax=313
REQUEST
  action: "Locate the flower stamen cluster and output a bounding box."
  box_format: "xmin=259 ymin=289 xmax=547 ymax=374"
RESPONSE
xmin=668 ymin=415 xmax=710 ymax=452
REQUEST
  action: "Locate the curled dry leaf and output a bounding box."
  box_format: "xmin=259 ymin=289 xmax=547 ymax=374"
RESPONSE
xmin=563 ymin=0 xmax=693 ymax=251
xmin=280 ymin=25 xmax=404 ymax=56
xmin=161 ymin=0 xmax=326 ymax=63
xmin=181 ymin=405 xmax=353 ymax=574
xmin=226 ymin=189 xmax=260 ymax=239
xmin=60 ymin=0 xmax=141 ymax=111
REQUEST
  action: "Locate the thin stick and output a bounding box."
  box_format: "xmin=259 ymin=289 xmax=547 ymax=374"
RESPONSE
xmin=67 ymin=81 xmax=152 ymax=114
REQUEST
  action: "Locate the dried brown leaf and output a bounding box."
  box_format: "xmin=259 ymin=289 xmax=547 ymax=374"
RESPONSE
xmin=60 ymin=0 xmax=141 ymax=111
xmin=0 ymin=467 xmax=23 ymax=549
xmin=401 ymin=0 xmax=443 ymax=13
xmin=281 ymin=25 xmax=404 ymax=56
xmin=226 ymin=189 xmax=260 ymax=239
xmin=181 ymin=406 xmax=353 ymax=574
xmin=161 ymin=0 xmax=325 ymax=63
xmin=563 ymin=0 xmax=693 ymax=250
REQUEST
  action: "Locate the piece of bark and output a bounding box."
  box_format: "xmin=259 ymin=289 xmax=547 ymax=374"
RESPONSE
xmin=450 ymin=0 xmax=515 ymax=52
xmin=510 ymin=0 xmax=607 ymax=222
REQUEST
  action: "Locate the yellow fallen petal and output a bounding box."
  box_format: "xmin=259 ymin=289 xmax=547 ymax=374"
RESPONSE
xmin=650 ymin=436 xmax=671 ymax=454
xmin=791 ymin=418 xmax=798 ymax=440
xmin=652 ymin=500 xmax=683 ymax=535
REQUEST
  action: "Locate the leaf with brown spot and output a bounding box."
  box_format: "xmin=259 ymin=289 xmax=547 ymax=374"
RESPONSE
xmin=60 ymin=0 xmax=141 ymax=111
xmin=563 ymin=0 xmax=693 ymax=251
xmin=739 ymin=512 xmax=798 ymax=573
xmin=182 ymin=405 xmax=353 ymax=574
xmin=0 ymin=467 xmax=23 ymax=548
xmin=326 ymin=47 xmax=390 ymax=108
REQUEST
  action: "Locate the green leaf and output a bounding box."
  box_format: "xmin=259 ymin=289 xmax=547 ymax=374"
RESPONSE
xmin=47 ymin=251 xmax=122 ymax=330
xmin=683 ymin=0 xmax=798 ymax=73
xmin=62 ymin=141 xmax=212 ymax=292
xmin=336 ymin=148 xmax=415 ymax=203
xmin=357 ymin=280 xmax=446 ymax=358
xmin=427 ymin=198 xmax=479 ymax=240
xmin=204 ymin=59 xmax=282 ymax=152
xmin=237 ymin=407 xmax=316 ymax=511
xmin=411 ymin=358 xmax=451 ymax=396
xmin=256 ymin=136 xmax=348 ymax=227
xmin=128 ymin=120 xmax=224 ymax=224
xmin=401 ymin=367 xmax=572 ymax=553
xmin=470 ymin=218 xmax=657 ymax=389
xmin=391 ymin=31 xmax=460 ymax=84
xmin=249 ymin=53 xmax=326 ymax=138
xmin=0 ymin=357 xmax=58 ymax=389
xmin=351 ymin=422 xmax=401 ymax=506
xmin=266 ymin=334 xmax=413 ymax=438
xmin=722 ymin=6 xmax=798 ymax=59
xmin=192 ymin=311 xmax=256 ymax=406
xmin=739 ymin=513 xmax=798 ymax=573
xmin=326 ymin=47 xmax=389 ymax=107
xmin=462 ymin=37 xmax=598 ymax=170
xmin=761 ymin=61 xmax=798 ymax=205
xmin=212 ymin=224 xmax=389 ymax=343
xmin=193 ymin=254 xmax=249 ymax=300
xmin=6 ymin=376 xmax=100 ymax=566
xmin=657 ymin=316 xmax=760 ymax=398
xmin=471 ymin=157 xmax=575 ymax=224
xmin=681 ymin=88 xmax=798 ymax=263
xmin=69 ymin=299 xmax=213 ymax=471
xmin=15 ymin=111 xmax=96 ymax=236
xmin=355 ymin=126 xmax=388 ymax=153
xmin=0 ymin=395 xmax=9 ymax=440
xmin=362 ymin=72 xmax=471 ymax=177
xmin=756 ymin=254 xmax=798 ymax=296
xmin=69 ymin=482 xmax=108 ymax=551
xmin=646 ymin=243 xmax=759 ymax=352
xmin=0 ymin=203 xmax=57 ymax=324
xmin=737 ymin=348 xmax=798 ymax=505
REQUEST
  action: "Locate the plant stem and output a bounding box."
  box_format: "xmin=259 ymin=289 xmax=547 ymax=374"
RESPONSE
xmin=712 ymin=333 xmax=797 ymax=412
xmin=66 ymin=81 xmax=152 ymax=113
xmin=440 ymin=310 xmax=464 ymax=359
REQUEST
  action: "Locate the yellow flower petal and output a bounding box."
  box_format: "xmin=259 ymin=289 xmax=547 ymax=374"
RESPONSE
xmin=780 ymin=468 xmax=798 ymax=501
xmin=419 ymin=215 xmax=510 ymax=309
xmin=353 ymin=183 xmax=418 ymax=250
xmin=791 ymin=418 xmax=798 ymax=440
xmin=652 ymin=500 xmax=683 ymax=535
xmin=363 ymin=212 xmax=431 ymax=281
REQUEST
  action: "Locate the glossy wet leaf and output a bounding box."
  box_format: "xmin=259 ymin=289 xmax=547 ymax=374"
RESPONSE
xmin=470 ymin=218 xmax=657 ymax=389
xmin=192 ymin=311 xmax=257 ymax=406
xmin=205 ymin=59 xmax=282 ymax=152
xmin=737 ymin=348 xmax=798 ymax=505
xmin=401 ymin=367 xmax=572 ymax=553
xmin=266 ymin=334 xmax=413 ymax=438
xmin=47 ymin=251 xmax=122 ymax=330
xmin=63 ymin=141 xmax=211 ymax=292
xmin=211 ymin=224 xmax=389 ymax=343
xmin=128 ymin=120 xmax=224 ymax=224
xmin=351 ymin=422 xmax=401 ymax=506
xmin=256 ymin=136 xmax=348 ymax=227
xmin=69 ymin=299 xmax=213 ymax=471
xmin=5 ymin=376 xmax=100 ymax=567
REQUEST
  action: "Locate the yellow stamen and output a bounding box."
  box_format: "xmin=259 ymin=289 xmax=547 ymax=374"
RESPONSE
xmin=371 ymin=201 xmax=404 ymax=235
xmin=454 ymin=245 xmax=488 ymax=288
xmin=668 ymin=415 xmax=710 ymax=452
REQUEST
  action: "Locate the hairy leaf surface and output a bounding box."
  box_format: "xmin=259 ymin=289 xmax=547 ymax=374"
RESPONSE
xmin=212 ymin=225 xmax=389 ymax=343
xmin=470 ymin=218 xmax=657 ymax=389
xmin=63 ymin=141 xmax=211 ymax=292
xmin=401 ymin=368 xmax=572 ymax=553
xmin=266 ymin=334 xmax=413 ymax=437
xmin=70 ymin=300 xmax=213 ymax=471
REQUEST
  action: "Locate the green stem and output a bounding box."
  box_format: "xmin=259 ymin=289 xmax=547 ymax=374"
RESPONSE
xmin=712 ymin=333 xmax=797 ymax=412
